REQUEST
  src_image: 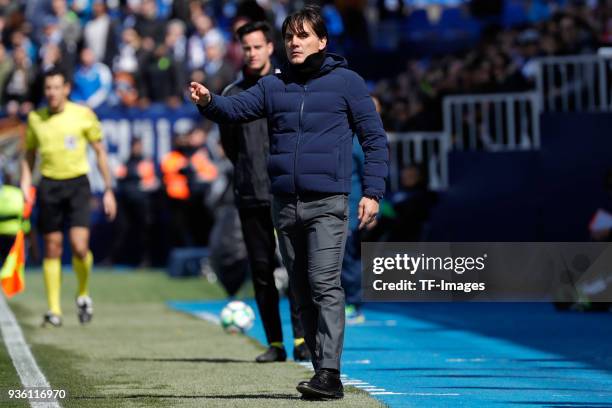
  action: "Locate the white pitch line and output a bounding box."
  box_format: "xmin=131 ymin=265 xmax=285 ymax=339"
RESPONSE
xmin=186 ymin=307 xmax=408 ymax=399
xmin=0 ymin=294 xmax=60 ymax=408
xmin=350 ymin=320 xmax=398 ymax=327
xmin=370 ymin=392 xmax=407 ymax=395
xmin=195 ymin=311 xmax=220 ymax=325
xmin=405 ymin=392 xmax=461 ymax=396
xmin=345 ymin=359 xmax=371 ymax=365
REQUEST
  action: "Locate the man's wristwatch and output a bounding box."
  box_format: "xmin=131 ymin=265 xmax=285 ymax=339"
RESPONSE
xmin=364 ymin=195 xmax=381 ymax=203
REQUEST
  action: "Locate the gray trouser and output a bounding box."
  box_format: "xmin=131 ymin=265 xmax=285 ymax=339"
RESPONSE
xmin=272 ymin=193 xmax=348 ymax=371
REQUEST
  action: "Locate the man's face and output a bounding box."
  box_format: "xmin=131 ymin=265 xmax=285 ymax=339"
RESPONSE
xmin=142 ymin=0 xmax=157 ymax=18
xmin=93 ymin=1 xmax=105 ymax=17
xmin=401 ymin=167 xmax=420 ymax=189
xmin=52 ymin=0 xmax=66 ymax=15
xmin=122 ymin=28 xmax=138 ymax=45
xmin=284 ymin=21 xmax=326 ymax=65
xmin=241 ymin=30 xmax=273 ymax=72
xmin=205 ymin=42 xmax=222 ymax=61
xmin=80 ymin=48 xmax=95 ymax=66
xmin=166 ymin=23 xmax=183 ymax=45
xmin=194 ymin=14 xmax=212 ymax=35
xmin=131 ymin=140 xmax=143 ymax=156
xmin=189 ymin=129 xmax=206 ymax=147
xmin=44 ymin=75 xmax=70 ymax=111
xmin=13 ymin=47 xmax=26 ymax=65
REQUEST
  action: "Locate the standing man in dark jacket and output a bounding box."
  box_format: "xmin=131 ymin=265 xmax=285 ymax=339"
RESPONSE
xmin=190 ymin=6 xmax=388 ymax=399
xmin=219 ymin=21 xmax=310 ymax=364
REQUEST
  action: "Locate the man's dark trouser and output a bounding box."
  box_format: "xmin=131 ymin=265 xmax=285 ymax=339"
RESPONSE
xmin=238 ymin=206 xmax=304 ymax=345
xmin=341 ymin=227 xmax=362 ymax=306
xmin=272 ymin=194 xmax=348 ymax=371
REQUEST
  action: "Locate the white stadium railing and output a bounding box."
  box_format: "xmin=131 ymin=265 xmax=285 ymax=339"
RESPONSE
xmin=81 ymin=54 xmax=611 ymax=193
xmin=442 ymin=92 xmax=541 ymax=151
xmin=388 ymin=92 xmax=541 ymax=192
xmin=535 ymin=54 xmax=612 ymax=113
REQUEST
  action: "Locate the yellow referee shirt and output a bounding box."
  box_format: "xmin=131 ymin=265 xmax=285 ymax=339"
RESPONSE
xmin=26 ymin=101 xmax=103 ymax=180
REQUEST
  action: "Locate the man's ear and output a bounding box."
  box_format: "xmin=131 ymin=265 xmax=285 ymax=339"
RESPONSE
xmin=318 ymin=36 xmax=327 ymax=51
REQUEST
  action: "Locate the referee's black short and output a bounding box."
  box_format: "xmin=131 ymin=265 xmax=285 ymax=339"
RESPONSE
xmin=38 ymin=175 xmax=91 ymax=234
xmin=0 ymin=234 xmax=15 ymax=263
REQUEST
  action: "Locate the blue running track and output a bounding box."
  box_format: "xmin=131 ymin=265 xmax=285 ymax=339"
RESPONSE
xmin=168 ymin=300 xmax=612 ymax=407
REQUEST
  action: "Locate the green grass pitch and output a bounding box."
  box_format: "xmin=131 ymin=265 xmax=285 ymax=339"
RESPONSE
xmin=1 ymin=269 xmax=384 ymax=407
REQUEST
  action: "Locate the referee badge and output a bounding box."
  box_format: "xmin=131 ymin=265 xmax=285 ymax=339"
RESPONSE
xmin=64 ymin=135 xmax=77 ymax=150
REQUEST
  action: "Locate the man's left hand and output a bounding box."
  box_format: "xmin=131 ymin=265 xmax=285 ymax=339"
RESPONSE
xmin=103 ymin=189 xmax=117 ymax=221
xmin=358 ymin=196 xmax=379 ymax=230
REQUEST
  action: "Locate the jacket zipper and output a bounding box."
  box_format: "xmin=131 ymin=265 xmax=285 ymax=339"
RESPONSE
xmin=294 ymin=85 xmax=307 ymax=198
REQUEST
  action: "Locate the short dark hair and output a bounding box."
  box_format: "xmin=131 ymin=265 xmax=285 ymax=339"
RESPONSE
xmin=237 ymin=21 xmax=273 ymax=43
xmin=281 ymin=5 xmax=328 ymax=41
xmin=43 ymin=67 xmax=68 ymax=84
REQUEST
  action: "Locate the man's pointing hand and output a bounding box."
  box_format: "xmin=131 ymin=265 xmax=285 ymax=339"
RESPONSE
xmin=190 ymin=82 xmax=212 ymax=107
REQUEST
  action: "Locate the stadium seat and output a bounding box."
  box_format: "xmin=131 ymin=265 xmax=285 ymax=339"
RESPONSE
xmin=503 ymin=0 xmax=529 ymax=28
xmin=439 ymin=7 xmax=466 ymax=29
xmin=404 ymin=9 xmax=432 ymax=31
xmin=401 ymin=9 xmax=435 ymax=46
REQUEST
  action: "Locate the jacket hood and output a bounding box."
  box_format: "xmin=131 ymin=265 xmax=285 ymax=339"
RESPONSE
xmin=319 ymin=53 xmax=348 ymax=74
xmin=282 ymin=52 xmax=348 ymax=82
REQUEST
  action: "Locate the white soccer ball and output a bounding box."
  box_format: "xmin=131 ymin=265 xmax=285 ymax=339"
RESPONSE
xmin=220 ymin=301 xmax=255 ymax=333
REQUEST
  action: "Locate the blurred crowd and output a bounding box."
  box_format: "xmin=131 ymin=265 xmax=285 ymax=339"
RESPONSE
xmin=0 ymin=0 xmax=609 ymax=271
xmin=373 ymin=0 xmax=612 ymax=131
xmin=103 ymin=122 xmax=230 ymax=266
xmin=1 ymin=0 xmax=611 ymax=128
xmin=0 ymin=0 xmax=302 ymax=115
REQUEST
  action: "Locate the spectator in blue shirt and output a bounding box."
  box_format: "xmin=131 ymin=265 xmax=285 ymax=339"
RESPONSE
xmin=71 ymin=47 xmax=112 ymax=109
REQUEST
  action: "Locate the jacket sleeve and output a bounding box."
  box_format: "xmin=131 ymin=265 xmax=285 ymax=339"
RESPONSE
xmin=344 ymin=71 xmax=389 ymax=199
xmin=197 ymin=79 xmax=266 ymax=124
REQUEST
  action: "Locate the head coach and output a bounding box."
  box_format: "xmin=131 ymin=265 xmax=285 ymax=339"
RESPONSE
xmin=190 ymin=6 xmax=388 ymax=399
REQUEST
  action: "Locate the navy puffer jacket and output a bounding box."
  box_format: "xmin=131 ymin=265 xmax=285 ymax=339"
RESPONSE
xmin=198 ymin=53 xmax=388 ymax=199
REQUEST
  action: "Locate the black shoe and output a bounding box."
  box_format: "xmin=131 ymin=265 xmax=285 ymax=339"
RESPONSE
xmin=41 ymin=312 xmax=62 ymax=328
xmin=76 ymin=296 xmax=93 ymax=324
xmin=293 ymin=342 xmax=311 ymax=362
xmin=297 ymin=369 xmax=344 ymax=399
xmin=255 ymin=346 xmax=287 ymax=363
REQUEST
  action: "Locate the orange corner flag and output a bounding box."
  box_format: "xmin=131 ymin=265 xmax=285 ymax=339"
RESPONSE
xmin=1 ymin=230 xmax=25 ymax=297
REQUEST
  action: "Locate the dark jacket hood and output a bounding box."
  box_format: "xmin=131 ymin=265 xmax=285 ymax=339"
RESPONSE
xmin=319 ymin=52 xmax=348 ymax=74
xmin=284 ymin=52 xmax=348 ymax=82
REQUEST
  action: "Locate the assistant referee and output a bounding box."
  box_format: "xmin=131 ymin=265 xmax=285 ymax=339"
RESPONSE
xmin=22 ymin=68 xmax=116 ymax=327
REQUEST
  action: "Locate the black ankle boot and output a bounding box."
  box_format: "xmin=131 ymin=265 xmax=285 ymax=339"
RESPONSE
xmin=255 ymin=346 xmax=287 ymax=363
xmin=296 ymin=369 xmax=343 ymax=399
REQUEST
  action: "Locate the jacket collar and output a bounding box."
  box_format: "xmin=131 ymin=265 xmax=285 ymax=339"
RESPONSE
xmin=281 ymin=52 xmax=348 ymax=83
